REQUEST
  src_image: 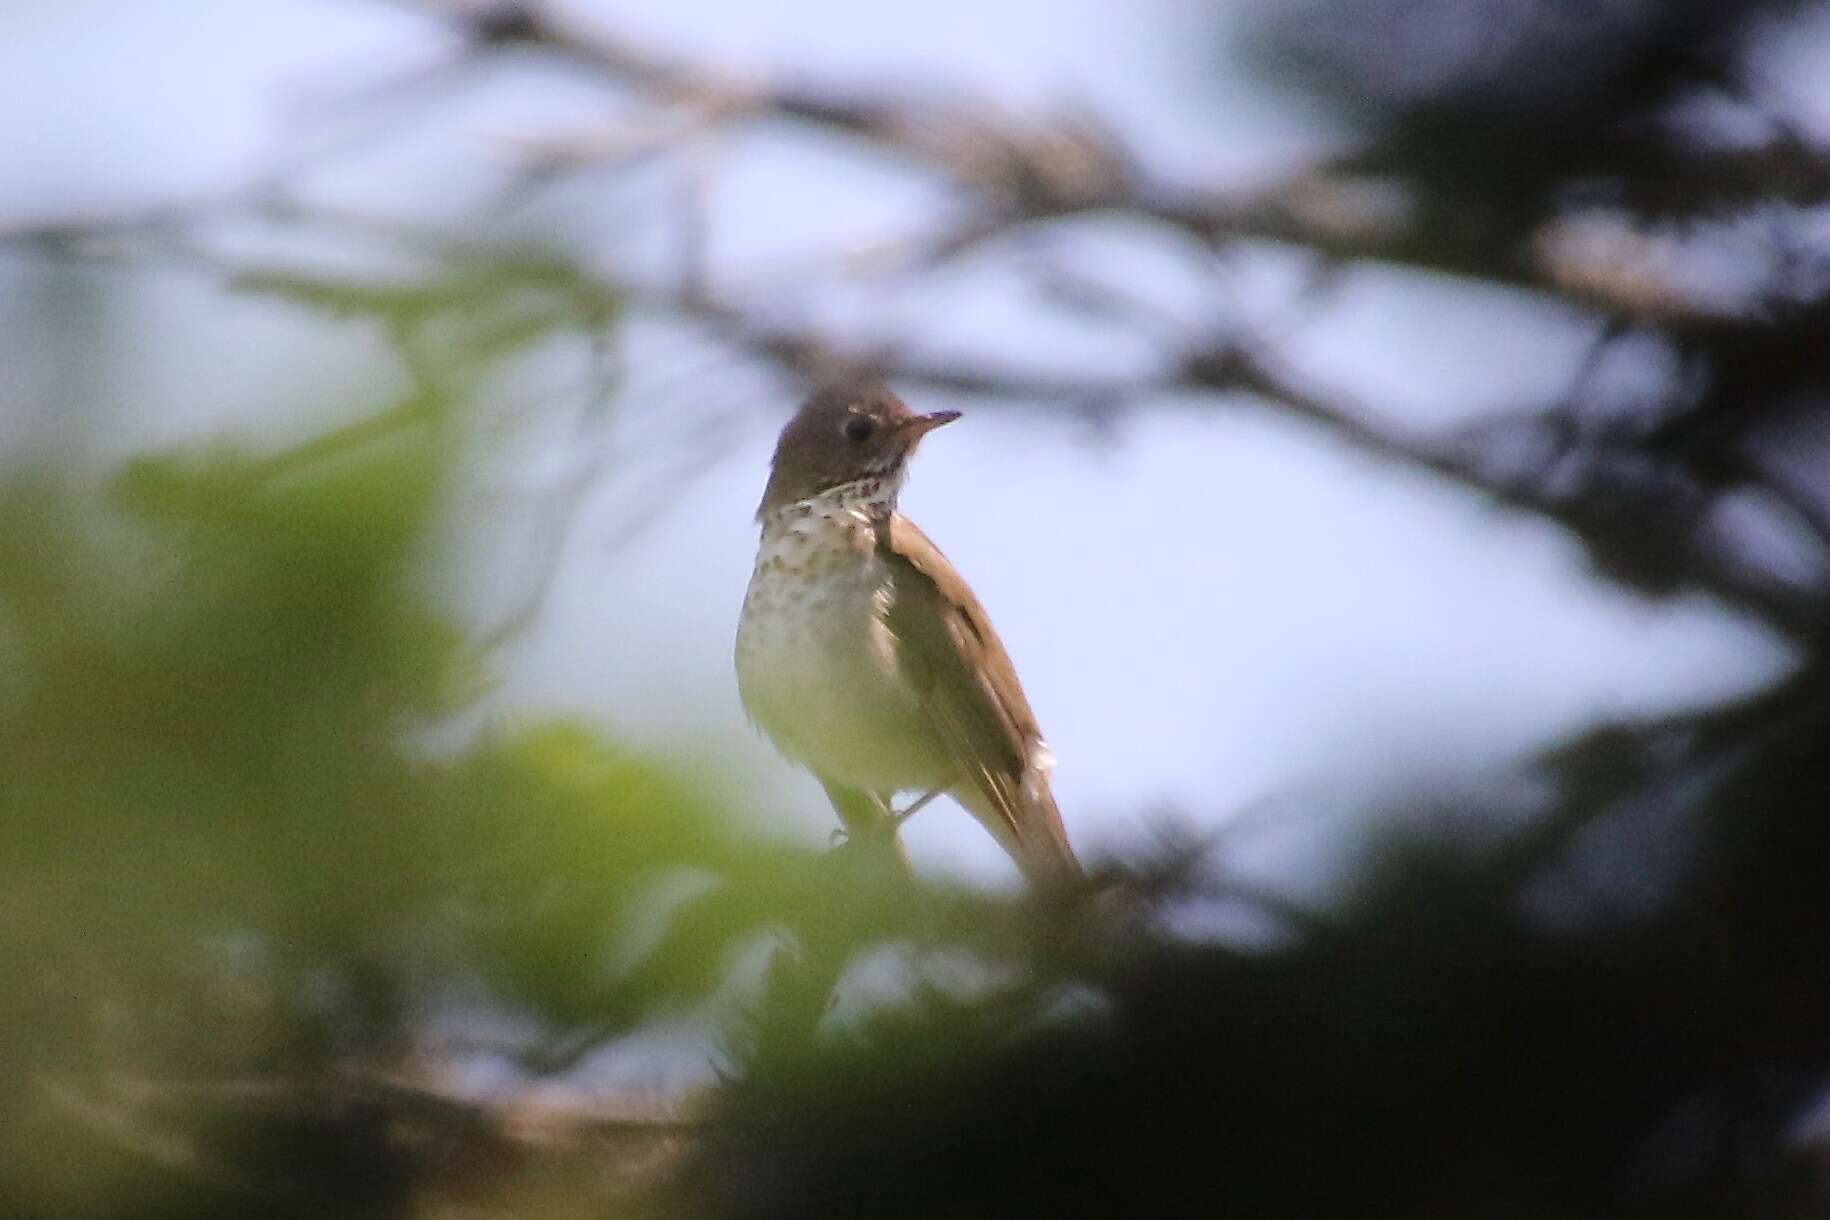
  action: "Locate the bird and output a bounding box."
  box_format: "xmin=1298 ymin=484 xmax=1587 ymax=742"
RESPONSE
xmin=734 ymin=381 xmax=1081 ymax=889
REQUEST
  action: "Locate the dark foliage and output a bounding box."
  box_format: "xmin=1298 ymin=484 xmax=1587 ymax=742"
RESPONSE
xmin=688 ymin=663 xmax=1830 ymax=1218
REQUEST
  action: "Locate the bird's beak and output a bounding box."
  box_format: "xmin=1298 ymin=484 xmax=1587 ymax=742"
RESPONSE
xmin=902 ymin=409 xmax=961 ymax=438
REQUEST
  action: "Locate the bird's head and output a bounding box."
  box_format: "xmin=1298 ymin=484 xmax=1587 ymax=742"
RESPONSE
xmin=757 ymin=381 xmax=959 ymax=519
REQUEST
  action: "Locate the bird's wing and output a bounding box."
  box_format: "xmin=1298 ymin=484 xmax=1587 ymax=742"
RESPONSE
xmin=879 ymin=514 xmax=1079 ymax=883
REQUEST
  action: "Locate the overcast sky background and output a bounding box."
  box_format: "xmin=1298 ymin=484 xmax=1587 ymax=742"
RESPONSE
xmin=1 ymin=0 xmax=1803 ymax=901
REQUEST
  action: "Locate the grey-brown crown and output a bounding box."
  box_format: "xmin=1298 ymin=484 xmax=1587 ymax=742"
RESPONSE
xmin=756 ymin=382 xmax=959 ymax=519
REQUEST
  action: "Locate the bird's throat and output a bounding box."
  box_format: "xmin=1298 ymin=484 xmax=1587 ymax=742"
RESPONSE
xmin=759 ymin=473 xmax=901 ymax=538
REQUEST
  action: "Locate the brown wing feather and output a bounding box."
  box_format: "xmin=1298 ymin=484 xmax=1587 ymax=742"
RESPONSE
xmin=879 ymin=514 xmax=1080 ymax=885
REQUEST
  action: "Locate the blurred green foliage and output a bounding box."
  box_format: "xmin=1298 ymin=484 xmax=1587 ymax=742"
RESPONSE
xmin=3 ymin=362 xmax=1824 ymax=1219
xmin=0 ymin=356 xmax=1059 ymax=1217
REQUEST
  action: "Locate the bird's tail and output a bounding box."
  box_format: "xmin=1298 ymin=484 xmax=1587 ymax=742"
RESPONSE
xmin=957 ymin=781 xmax=1082 ymax=892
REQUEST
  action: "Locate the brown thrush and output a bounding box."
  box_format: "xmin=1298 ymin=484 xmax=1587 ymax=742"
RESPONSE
xmin=734 ymin=382 xmax=1081 ymax=888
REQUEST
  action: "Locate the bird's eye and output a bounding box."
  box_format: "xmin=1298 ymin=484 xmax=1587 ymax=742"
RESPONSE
xmin=843 ymin=416 xmax=875 ymax=442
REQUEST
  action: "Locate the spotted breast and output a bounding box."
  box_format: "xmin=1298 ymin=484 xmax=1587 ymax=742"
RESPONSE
xmin=734 ymin=482 xmax=954 ymax=794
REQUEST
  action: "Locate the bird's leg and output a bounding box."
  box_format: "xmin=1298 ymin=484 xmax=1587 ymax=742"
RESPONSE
xmin=827 ymin=792 xmax=896 ymax=845
xmin=893 ymin=787 xmax=946 ymax=826
xmin=819 ymin=780 xmax=911 ymax=879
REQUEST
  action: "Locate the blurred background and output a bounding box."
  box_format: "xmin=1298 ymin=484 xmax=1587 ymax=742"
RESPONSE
xmin=6 ymin=1 xmax=1830 ymax=1216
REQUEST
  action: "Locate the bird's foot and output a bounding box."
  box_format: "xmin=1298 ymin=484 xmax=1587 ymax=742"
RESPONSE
xmin=893 ymin=788 xmax=944 ymax=825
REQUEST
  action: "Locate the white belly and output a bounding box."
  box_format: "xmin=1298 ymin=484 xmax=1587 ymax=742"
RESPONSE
xmin=734 ymin=520 xmax=947 ymax=794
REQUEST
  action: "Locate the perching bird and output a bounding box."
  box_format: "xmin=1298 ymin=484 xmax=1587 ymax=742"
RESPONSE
xmin=734 ymin=382 xmax=1081 ymax=888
